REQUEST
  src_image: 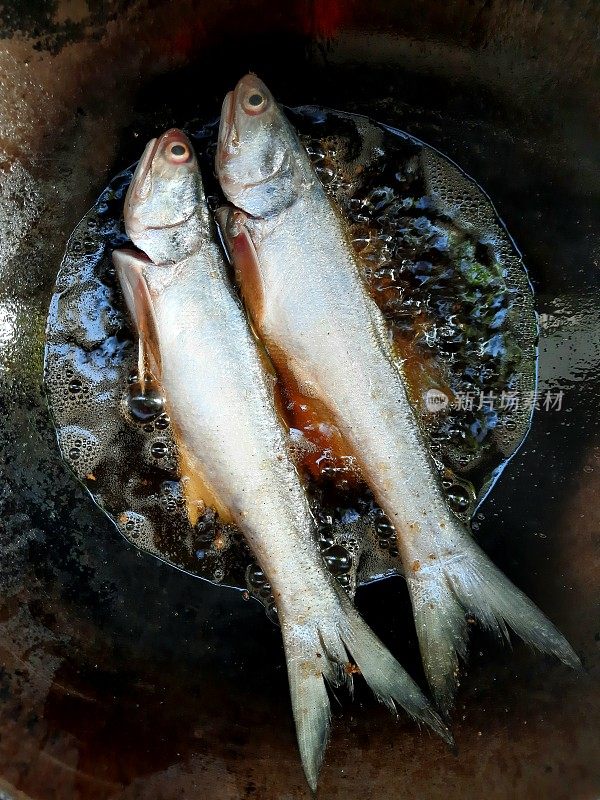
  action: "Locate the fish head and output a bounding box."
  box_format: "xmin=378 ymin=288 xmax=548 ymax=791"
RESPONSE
xmin=217 ymin=74 xmax=306 ymax=218
xmin=124 ymin=128 xmax=208 ymax=264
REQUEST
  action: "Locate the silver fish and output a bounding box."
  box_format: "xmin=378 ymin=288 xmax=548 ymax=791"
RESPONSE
xmin=216 ymin=76 xmax=580 ymax=709
xmin=113 ymin=128 xmax=448 ymax=790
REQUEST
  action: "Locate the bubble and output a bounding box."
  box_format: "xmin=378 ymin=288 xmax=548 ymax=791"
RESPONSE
xmin=115 ymin=511 xmax=156 ymax=551
xmin=150 ymin=441 xmax=168 ymax=459
xmin=127 ymin=385 xmax=165 ymax=422
xmin=193 ymin=509 xmax=217 ymax=546
xmin=365 ymin=186 xmax=396 ymax=211
xmin=58 ymin=426 xmax=101 ymax=477
xmin=247 ymin=564 xmax=267 ymax=588
xmin=319 ymin=530 xmax=335 ymax=550
xmin=322 ymin=545 xmax=352 ymax=576
xmin=446 ymin=484 xmax=471 ymax=513
xmin=376 ymin=518 xmax=395 ymax=538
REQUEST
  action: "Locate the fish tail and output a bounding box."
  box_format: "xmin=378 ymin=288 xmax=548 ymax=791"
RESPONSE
xmin=280 ymin=589 xmax=451 ymax=791
xmin=405 ymin=527 xmax=581 ymax=711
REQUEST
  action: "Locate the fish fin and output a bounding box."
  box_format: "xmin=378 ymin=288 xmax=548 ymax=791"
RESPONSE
xmin=217 ymin=207 xmax=359 ymax=483
xmin=283 ymin=623 xmax=334 ymax=793
xmin=281 ymin=589 xmax=451 ymax=790
xmin=216 ymin=206 xmax=266 ymax=328
xmin=405 ymin=528 xmax=581 ymax=710
xmin=216 ymin=205 xmax=281 ymax=387
xmin=173 ymin=433 xmax=235 ymax=527
xmin=112 ymin=248 xmax=162 ymax=385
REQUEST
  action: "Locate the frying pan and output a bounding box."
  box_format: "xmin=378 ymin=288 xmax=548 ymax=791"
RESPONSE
xmin=0 ymin=1 xmax=598 ymax=797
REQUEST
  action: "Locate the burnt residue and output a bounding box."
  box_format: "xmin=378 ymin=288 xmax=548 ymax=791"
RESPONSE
xmin=0 ymin=0 xmax=137 ymax=53
xmin=0 ymin=1 xmax=598 ymax=799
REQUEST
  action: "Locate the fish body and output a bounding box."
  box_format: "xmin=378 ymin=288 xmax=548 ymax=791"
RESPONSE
xmin=113 ymin=129 xmax=447 ymax=790
xmin=217 ymin=76 xmax=580 ymax=707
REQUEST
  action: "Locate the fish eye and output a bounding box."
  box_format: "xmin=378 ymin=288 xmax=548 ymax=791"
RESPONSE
xmin=167 ymin=141 xmax=191 ymax=163
xmin=242 ymin=91 xmax=268 ymax=115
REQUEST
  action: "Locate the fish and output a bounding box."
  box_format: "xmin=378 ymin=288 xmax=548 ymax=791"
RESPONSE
xmin=112 ymin=128 xmax=449 ymax=790
xmin=215 ymin=75 xmax=581 ymax=710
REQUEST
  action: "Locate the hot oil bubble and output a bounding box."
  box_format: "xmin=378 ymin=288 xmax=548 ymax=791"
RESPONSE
xmin=213 ymin=567 xmax=225 ymax=583
xmin=158 ymin=481 xmax=185 ymax=516
xmin=116 ymin=511 xmax=155 ymax=549
xmin=247 ymin=564 xmax=267 ymax=588
xmin=58 ymin=281 xmax=122 ymax=347
xmin=304 ymin=139 xmax=326 ymax=163
xmin=155 ymin=414 xmax=170 ymax=430
xmin=365 ymin=186 xmax=396 ymax=212
xmin=150 ymin=441 xmax=168 ymax=459
xmin=58 ymin=426 xmax=101 ymax=478
xmin=127 ymin=385 xmax=165 ymax=422
xmin=322 ymin=544 xmax=352 ymax=576
xmin=374 ymin=514 xmax=396 ymax=553
xmin=446 ymin=484 xmax=471 ymax=513
xmin=319 ymin=531 xmax=335 ymax=550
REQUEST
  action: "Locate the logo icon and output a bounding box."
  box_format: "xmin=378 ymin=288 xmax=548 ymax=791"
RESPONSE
xmin=424 ymin=388 xmax=449 ymax=413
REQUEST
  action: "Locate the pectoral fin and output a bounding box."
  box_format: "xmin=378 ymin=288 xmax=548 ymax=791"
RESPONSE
xmin=216 ymin=206 xmax=266 ymax=328
xmin=112 ymin=248 xmax=162 ymax=386
xmin=216 ymin=211 xmax=359 ymax=483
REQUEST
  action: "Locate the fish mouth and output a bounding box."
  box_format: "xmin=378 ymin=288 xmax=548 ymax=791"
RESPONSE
xmin=217 ymin=90 xmax=236 ymax=169
xmin=128 ymin=137 xmax=159 ymax=202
